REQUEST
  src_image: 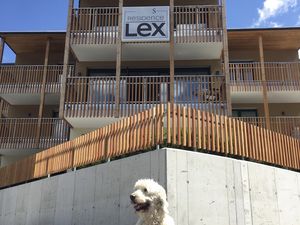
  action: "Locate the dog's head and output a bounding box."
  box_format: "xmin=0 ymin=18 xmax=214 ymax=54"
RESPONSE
xmin=130 ymin=179 xmax=168 ymax=214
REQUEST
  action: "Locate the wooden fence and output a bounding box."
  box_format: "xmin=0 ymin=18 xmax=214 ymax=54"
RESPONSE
xmin=0 ymin=65 xmax=74 ymax=94
xmin=70 ymin=5 xmax=223 ymax=45
xmin=229 ymin=62 xmax=300 ymax=92
xmin=0 ymin=103 xmax=299 ymax=188
xmin=65 ymin=75 xmax=226 ymax=117
xmin=233 ymin=117 xmax=300 ymax=140
xmin=0 ymin=118 xmax=70 ymax=149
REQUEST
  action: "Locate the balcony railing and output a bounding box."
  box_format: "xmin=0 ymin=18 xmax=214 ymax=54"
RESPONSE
xmin=0 ymin=118 xmax=70 ymax=149
xmin=234 ymin=117 xmax=300 ymax=139
xmin=229 ymin=62 xmax=300 ymax=92
xmin=70 ymin=5 xmax=223 ymax=45
xmin=0 ymin=65 xmax=74 ymax=94
xmin=65 ymin=75 xmax=226 ymax=117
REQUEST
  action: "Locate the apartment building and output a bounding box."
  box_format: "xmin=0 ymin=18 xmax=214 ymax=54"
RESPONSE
xmin=0 ymin=0 xmax=299 ymax=168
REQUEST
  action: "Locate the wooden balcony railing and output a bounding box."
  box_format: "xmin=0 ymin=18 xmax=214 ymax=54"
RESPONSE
xmin=234 ymin=117 xmax=300 ymax=140
xmin=0 ymin=65 xmax=74 ymax=94
xmin=70 ymin=5 xmax=223 ymax=45
xmin=1 ymin=103 xmax=299 ymax=188
xmin=64 ymin=75 xmax=226 ymax=117
xmin=0 ymin=118 xmax=70 ymax=149
xmin=229 ymin=62 xmax=300 ymax=92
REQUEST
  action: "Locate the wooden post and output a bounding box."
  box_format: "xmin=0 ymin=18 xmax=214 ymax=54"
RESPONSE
xmin=59 ymin=0 xmax=74 ymax=119
xmin=36 ymin=38 xmax=51 ymax=146
xmin=169 ymin=0 xmax=175 ymax=104
xmin=0 ymin=37 xmax=4 ymax=63
xmin=259 ymin=36 xmax=270 ymax=129
xmin=221 ymin=0 xmax=232 ymax=116
xmin=0 ymin=99 xmax=3 ymax=118
xmin=115 ymin=0 xmax=123 ymax=117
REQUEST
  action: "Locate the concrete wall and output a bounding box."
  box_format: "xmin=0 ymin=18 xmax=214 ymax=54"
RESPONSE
xmin=0 ymin=150 xmax=166 ymax=225
xmin=0 ymin=148 xmax=299 ymax=225
xmin=166 ymin=148 xmax=300 ymax=225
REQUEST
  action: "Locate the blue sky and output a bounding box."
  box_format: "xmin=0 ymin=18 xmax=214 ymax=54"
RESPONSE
xmin=1 ymin=0 xmax=300 ymax=63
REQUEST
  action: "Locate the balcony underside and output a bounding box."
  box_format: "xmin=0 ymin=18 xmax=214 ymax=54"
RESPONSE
xmin=71 ymin=42 xmax=223 ymax=61
xmin=0 ymin=93 xmax=60 ymax=105
xmin=231 ymin=90 xmax=300 ymax=104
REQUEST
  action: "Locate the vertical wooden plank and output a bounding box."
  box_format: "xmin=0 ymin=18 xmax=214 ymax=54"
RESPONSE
xmin=182 ymin=107 xmax=186 ymax=146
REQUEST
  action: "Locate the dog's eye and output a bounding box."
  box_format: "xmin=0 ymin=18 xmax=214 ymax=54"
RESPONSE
xmin=143 ymin=188 xmax=148 ymax=193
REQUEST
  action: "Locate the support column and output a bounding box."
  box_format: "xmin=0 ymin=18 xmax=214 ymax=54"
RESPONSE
xmin=0 ymin=37 xmax=4 ymax=63
xmin=115 ymin=0 xmax=123 ymax=117
xmin=259 ymin=36 xmax=270 ymax=129
xmin=36 ymin=38 xmax=51 ymax=146
xmin=221 ymin=0 xmax=232 ymax=116
xmin=59 ymin=0 xmax=74 ymax=119
xmin=169 ymin=0 xmax=175 ymax=104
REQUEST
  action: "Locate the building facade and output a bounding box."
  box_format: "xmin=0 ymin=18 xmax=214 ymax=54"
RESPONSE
xmin=0 ymin=0 xmax=299 ymax=167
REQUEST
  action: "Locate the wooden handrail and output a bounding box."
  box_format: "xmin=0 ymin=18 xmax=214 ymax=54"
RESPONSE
xmin=233 ymin=117 xmax=300 ymax=139
xmin=64 ymin=75 xmax=227 ymax=117
xmin=0 ymin=103 xmax=299 ymax=188
xmin=70 ymin=5 xmax=223 ymax=45
xmin=0 ymin=118 xmax=70 ymax=149
xmin=0 ymin=65 xmax=74 ymax=93
xmin=229 ymin=62 xmax=300 ymax=91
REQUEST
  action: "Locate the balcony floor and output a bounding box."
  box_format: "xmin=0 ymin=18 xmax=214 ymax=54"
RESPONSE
xmin=71 ymin=42 xmax=223 ymax=61
xmin=231 ymin=90 xmax=300 ymax=103
xmin=0 ymin=93 xmax=60 ymax=105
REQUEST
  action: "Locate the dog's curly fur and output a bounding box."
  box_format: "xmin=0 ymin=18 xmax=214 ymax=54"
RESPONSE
xmin=130 ymin=179 xmax=175 ymax=225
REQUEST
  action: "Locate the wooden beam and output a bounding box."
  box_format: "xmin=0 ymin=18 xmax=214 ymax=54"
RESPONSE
xmin=221 ymin=0 xmax=232 ymax=116
xmin=169 ymin=0 xmax=175 ymax=104
xmin=0 ymin=37 xmax=4 ymax=64
xmin=0 ymin=99 xmax=3 ymax=118
xmin=259 ymin=36 xmax=270 ymax=129
xmin=36 ymin=38 xmax=51 ymax=146
xmin=115 ymin=0 xmax=123 ymax=118
xmin=59 ymin=0 xmax=74 ymax=119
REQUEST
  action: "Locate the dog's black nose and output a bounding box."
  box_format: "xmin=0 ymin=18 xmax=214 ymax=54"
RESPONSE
xmin=130 ymin=194 xmax=136 ymax=201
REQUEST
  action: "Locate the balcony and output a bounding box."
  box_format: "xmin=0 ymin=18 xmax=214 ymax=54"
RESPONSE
xmin=0 ymin=65 xmax=74 ymax=105
xmin=229 ymin=62 xmax=300 ymax=103
xmin=0 ymin=118 xmax=70 ymax=151
xmin=70 ymin=5 xmax=223 ymax=61
xmin=234 ymin=117 xmax=300 ymax=140
xmin=64 ymin=75 xmax=226 ymax=128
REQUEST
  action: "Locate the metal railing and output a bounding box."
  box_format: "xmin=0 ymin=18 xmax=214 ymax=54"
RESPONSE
xmin=0 ymin=65 xmax=74 ymax=94
xmin=229 ymin=62 xmax=300 ymax=92
xmin=0 ymin=118 xmax=70 ymax=149
xmin=64 ymin=75 xmax=227 ymax=117
xmin=70 ymin=5 xmax=223 ymax=45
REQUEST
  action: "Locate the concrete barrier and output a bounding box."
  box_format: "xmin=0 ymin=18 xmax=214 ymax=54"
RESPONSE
xmin=0 ymin=148 xmax=299 ymax=225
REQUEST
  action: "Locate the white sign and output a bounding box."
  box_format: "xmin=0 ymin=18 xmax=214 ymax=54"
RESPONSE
xmin=122 ymin=6 xmax=170 ymax=42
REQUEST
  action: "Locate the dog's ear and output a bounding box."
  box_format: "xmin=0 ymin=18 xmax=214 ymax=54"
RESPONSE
xmin=156 ymin=194 xmax=169 ymax=213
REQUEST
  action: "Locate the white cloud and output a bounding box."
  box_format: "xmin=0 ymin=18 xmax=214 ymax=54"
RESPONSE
xmin=268 ymin=21 xmax=283 ymax=27
xmin=297 ymin=15 xmax=300 ymax=25
xmin=254 ymin=0 xmax=298 ymax=27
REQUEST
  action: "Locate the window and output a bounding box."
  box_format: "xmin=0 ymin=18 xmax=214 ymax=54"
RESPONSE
xmin=232 ymin=109 xmax=258 ymax=118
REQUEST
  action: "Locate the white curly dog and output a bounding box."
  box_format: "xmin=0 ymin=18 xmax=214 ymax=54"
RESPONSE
xmin=130 ymin=179 xmax=175 ymax=225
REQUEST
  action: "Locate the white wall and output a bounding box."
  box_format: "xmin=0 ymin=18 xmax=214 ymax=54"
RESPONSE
xmin=0 ymin=148 xmax=299 ymax=225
